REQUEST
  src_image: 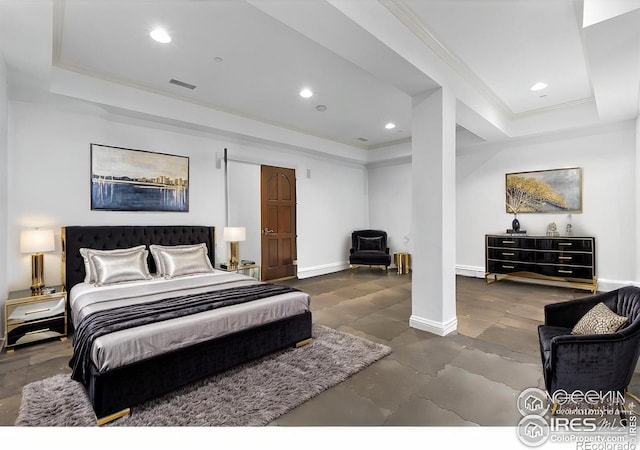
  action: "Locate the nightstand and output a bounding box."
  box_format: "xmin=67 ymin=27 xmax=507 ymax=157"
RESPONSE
xmin=4 ymin=285 xmax=67 ymax=352
xmin=216 ymin=263 xmax=261 ymax=280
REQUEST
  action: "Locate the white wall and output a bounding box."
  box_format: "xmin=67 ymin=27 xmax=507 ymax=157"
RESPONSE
xmin=368 ymin=159 xmax=412 ymax=259
xmin=226 ymin=145 xmax=368 ymax=279
xmin=6 ymin=96 xmax=369 ymax=293
xmin=227 ymin=161 xmax=261 ymax=266
xmin=367 ymin=121 xmax=638 ymax=290
xmin=456 ymin=121 xmax=637 ymax=289
xmin=0 ymin=52 xmax=8 ymax=347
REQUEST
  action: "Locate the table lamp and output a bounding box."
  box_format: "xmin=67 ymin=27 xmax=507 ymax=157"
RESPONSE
xmin=20 ymin=229 xmax=55 ymax=293
xmin=223 ymin=226 xmax=246 ymax=270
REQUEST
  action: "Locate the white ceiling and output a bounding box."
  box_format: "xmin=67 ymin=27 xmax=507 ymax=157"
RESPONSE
xmin=1 ymin=0 xmax=640 ymax=153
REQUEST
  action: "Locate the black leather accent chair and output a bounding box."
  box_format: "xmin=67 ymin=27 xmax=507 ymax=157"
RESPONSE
xmin=349 ymin=230 xmax=391 ymax=271
xmin=538 ymin=286 xmax=640 ymax=400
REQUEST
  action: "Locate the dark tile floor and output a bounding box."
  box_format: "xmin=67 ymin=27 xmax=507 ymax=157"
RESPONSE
xmin=1 ymin=270 xmax=636 ymax=433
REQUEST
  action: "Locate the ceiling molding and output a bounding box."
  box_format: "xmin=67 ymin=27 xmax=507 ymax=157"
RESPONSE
xmin=381 ymin=0 xmax=514 ymax=118
xmin=100 ymin=104 xmax=369 ymax=169
xmin=367 ymin=136 xmax=411 ymax=150
xmin=511 ymin=97 xmax=595 ymax=119
xmin=52 ymin=60 xmax=374 ymax=151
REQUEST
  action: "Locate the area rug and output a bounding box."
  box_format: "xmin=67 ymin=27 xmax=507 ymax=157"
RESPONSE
xmin=15 ymin=324 xmax=391 ymax=426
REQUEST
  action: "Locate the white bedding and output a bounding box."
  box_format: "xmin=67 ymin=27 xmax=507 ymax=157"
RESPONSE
xmin=70 ymin=271 xmax=311 ymax=372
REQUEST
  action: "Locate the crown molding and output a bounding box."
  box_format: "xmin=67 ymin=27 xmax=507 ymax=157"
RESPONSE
xmin=381 ymin=0 xmax=513 ymax=118
xmin=512 ymin=97 xmax=595 ymax=118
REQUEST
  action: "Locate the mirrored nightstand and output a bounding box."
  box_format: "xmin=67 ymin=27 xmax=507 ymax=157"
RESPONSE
xmin=4 ymin=285 xmax=67 ymax=352
xmin=216 ymin=263 xmax=261 ymax=281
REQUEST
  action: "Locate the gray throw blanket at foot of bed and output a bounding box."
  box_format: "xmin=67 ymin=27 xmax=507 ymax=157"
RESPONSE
xmin=69 ymin=283 xmax=300 ymax=384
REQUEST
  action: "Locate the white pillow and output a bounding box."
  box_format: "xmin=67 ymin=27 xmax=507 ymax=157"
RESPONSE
xmin=80 ymin=245 xmax=146 ymax=283
xmin=149 ymin=243 xmax=214 ymax=278
xmin=90 ymin=250 xmax=152 ymax=286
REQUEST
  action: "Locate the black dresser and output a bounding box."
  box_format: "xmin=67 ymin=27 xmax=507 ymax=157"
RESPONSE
xmin=485 ymin=234 xmax=597 ymax=292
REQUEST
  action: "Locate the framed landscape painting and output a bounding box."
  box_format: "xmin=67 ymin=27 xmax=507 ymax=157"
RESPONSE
xmin=505 ymin=167 xmax=582 ymax=214
xmin=91 ymin=144 xmax=189 ymax=212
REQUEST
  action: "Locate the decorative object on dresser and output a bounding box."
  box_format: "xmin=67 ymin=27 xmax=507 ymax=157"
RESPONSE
xmin=485 ymin=234 xmax=596 ymax=292
xmin=511 ymin=215 xmax=521 ymax=232
xmin=20 ymin=229 xmax=55 ymax=293
xmin=4 ymin=286 xmax=67 ymax=352
xmin=223 ymin=226 xmax=246 ymax=271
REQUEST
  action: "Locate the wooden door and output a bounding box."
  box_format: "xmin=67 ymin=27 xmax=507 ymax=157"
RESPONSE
xmin=260 ymin=165 xmax=297 ymax=281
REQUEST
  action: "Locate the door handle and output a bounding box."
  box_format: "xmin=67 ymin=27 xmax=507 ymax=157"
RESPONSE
xmin=263 ymin=228 xmax=275 ymax=235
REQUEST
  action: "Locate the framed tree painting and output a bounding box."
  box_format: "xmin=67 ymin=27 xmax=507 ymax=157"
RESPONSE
xmin=505 ymin=167 xmax=582 ymax=214
xmin=90 ymin=143 xmax=189 ymax=212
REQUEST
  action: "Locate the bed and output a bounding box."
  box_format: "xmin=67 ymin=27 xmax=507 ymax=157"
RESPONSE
xmin=61 ymin=225 xmax=312 ymax=424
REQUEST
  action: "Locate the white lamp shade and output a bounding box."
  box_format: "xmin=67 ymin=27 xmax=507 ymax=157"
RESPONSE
xmin=223 ymin=227 xmax=246 ymax=242
xmin=20 ymin=229 xmax=55 ymax=253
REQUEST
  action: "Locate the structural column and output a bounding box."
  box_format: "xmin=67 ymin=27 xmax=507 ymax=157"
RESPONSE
xmin=409 ymin=87 xmax=457 ymax=336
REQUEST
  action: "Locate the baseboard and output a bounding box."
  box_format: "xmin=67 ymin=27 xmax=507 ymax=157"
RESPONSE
xmin=596 ymin=279 xmax=640 ymax=292
xmin=297 ymin=262 xmax=637 ymax=293
xmin=297 ymin=262 xmax=350 ymax=279
xmin=409 ymin=314 xmax=458 ymax=336
xmin=454 ymin=265 xmax=638 ymax=293
xmin=455 ymin=265 xmax=485 ymax=278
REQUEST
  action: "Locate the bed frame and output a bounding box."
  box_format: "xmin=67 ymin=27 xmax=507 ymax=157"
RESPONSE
xmin=61 ymin=225 xmax=312 ymax=424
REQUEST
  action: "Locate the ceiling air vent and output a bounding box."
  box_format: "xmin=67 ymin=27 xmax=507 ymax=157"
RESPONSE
xmin=169 ymin=79 xmax=197 ymax=90
xmin=355 ymin=137 xmax=368 ymax=142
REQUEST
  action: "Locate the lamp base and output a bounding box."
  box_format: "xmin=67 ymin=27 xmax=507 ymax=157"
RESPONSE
xmin=228 ymin=241 xmax=239 ymax=271
xmin=30 ymin=253 xmax=45 ymax=295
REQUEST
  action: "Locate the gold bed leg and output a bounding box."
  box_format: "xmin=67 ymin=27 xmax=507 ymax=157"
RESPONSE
xmin=96 ymin=408 xmax=131 ymax=426
xmin=295 ymin=338 xmax=313 ymax=348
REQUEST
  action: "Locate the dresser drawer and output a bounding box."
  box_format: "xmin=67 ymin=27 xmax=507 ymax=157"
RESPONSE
xmin=487 ymin=260 xmax=536 ymax=274
xmin=487 ymin=248 xmax=536 ymax=262
xmin=536 ymin=251 xmax=593 ymax=266
xmin=536 ymin=264 xmax=594 ymax=280
xmin=536 ymin=238 xmax=594 ymax=252
xmin=487 ymin=236 xmax=536 ymax=249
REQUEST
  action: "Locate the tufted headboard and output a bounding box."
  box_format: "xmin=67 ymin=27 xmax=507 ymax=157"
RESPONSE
xmin=61 ymin=225 xmax=216 ymax=293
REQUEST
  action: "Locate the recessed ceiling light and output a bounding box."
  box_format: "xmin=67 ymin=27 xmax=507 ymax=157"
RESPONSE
xmin=316 ymin=105 xmax=327 ymax=112
xmin=299 ymin=88 xmax=313 ymax=98
xmin=214 ymin=56 xmax=224 ymax=63
xmin=385 ymin=122 xmax=396 ymax=130
xmin=530 ymin=82 xmax=548 ymax=91
xmin=150 ymin=28 xmax=171 ymax=44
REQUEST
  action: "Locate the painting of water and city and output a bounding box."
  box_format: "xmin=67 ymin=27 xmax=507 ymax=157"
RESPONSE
xmin=91 ymin=144 xmax=189 ymax=212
